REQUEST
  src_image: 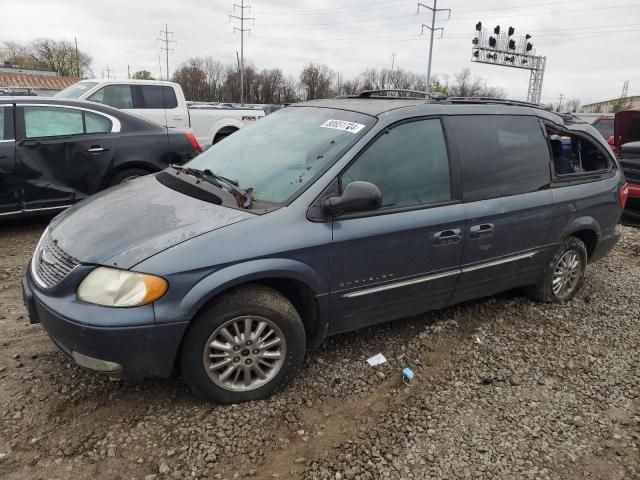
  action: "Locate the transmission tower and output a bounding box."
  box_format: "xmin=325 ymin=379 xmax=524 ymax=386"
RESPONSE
xmin=230 ymin=0 xmax=254 ymax=105
xmin=157 ymin=24 xmax=176 ymax=81
xmin=621 ymin=80 xmax=629 ymax=99
xmin=417 ymin=1 xmax=451 ymax=92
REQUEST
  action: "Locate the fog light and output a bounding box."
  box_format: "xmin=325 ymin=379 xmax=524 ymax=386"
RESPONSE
xmin=72 ymin=351 xmax=122 ymax=373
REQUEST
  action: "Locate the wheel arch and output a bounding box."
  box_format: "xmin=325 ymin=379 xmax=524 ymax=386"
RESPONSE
xmin=178 ymin=259 xmax=329 ymax=350
xmin=104 ymin=161 xmax=159 ymax=188
xmin=561 ymin=216 xmax=601 ymax=260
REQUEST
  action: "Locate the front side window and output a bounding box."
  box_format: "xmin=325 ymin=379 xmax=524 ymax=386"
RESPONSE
xmin=88 ymin=85 xmax=134 ymax=109
xmin=450 ymin=115 xmax=551 ymax=202
xmin=24 ymin=107 xmax=84 ymax=138
xmin=186 ymin=106 xmax=374 ymax=205
xmin=340 ymin=119 xmax=451 ymax=208
xmin=134 ymin=85 xmax=178 ymax=109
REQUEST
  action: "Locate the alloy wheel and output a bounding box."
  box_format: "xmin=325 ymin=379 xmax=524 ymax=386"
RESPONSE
xmin=202 ymin=316 xmax=287 ymax=392
xmin=552 ymin=250 xmax=583 ymax=299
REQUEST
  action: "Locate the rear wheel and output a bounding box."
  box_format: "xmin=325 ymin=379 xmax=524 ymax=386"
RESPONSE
xmin=180 ymin=284 xmax=306 ymax=404
xmin=525 ymin=236 xmax=588 ymax=303
xmin=108 ymin=168 xmax=151 ymax=186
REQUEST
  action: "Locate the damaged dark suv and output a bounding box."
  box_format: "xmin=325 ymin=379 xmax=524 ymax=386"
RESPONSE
xmin=22 ymin=91 xmax=627 ymax=404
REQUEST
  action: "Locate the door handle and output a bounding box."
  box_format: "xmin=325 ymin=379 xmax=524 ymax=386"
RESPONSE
xmin=470 ymin=223 xmax=495 ymax=239
xmin=87 ymin=146 xmax=108 ymax=153
xmin=433 ymin=228 xmax=462 ymax=245
xmin=173 ymin=116 xmax=185 ymax=120
xmin=0 ymin=154 xmax=6 ymax=159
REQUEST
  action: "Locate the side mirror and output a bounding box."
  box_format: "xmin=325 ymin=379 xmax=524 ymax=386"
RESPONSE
xmin=323 ymin=181 xmax=381 ymax=217
xmin=607 ymin=135 xmax=615 ymax=147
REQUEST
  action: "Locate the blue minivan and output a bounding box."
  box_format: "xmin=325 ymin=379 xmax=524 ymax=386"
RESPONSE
xmin=22 ymin=91 xmax=628 ymax=403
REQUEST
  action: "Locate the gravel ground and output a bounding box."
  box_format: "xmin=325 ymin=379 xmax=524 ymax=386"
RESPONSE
xmin=1 ymin=218 xmax=638 ymax=480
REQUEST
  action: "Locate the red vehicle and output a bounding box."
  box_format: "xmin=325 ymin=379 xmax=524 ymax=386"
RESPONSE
xmin=609 ymin=109 xmax=640 ymax=155
xmin=620 ymin=141 xmax=640 ymax=221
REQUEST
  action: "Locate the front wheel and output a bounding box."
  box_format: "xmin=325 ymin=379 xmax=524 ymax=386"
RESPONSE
xmin=180 ymin=285 xmax=306 ymax=404
xmin=525 ymin=236 xmax=588 ymax=303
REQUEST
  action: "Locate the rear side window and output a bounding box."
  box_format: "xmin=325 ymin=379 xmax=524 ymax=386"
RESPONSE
xmin=341 ymin=119 xmax=451 ymax=209
xmin=85 ymin=112 xmax=112 ymax=133
xmin=450 ymin=115 xmax=550 ymax=202
xmin=133 ymin=85 xmax=178 ymax=109
xmin=88 ymin=85 xmax=134 ymax=109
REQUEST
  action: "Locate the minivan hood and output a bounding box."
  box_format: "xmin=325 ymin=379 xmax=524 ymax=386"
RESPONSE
xmin=49 ymin=174 xmax=255 ymax=269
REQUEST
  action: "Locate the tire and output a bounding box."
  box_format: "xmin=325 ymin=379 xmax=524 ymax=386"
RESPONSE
xmin=180 ymin=284 xmax=306 ymax=404
xmin=525 ymin=236 xmax=588 ymax=303
xmin=108 ymin=168 xmax=151 ymax=187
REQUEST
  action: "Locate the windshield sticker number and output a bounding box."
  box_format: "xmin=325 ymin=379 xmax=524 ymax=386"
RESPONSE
xmin=320 ymin=119 xmax=365 ymax=134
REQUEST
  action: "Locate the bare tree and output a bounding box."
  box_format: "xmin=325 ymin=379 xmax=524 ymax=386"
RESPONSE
xmin=172 ymin=59 xmax=208 ymax=101
xmin=132 ymin=70 xmax=154 ymax=80
xmin=0 ymin=41 xmax=32 ymax=68
xmin=565 ymin=99 xmax=581 ymax=113
xmin=299 ymin=63 xmax=335 ymax=100
xmin=30 ymin=38 xmax=91 ymax=76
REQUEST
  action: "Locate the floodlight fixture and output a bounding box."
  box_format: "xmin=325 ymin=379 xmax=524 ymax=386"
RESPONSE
xmin=508 ymin=26 xmax=515 ymax=36
xmin=494 ymin=25 xmax=500 ymax=35
xmin=476 ymin=21 xmax=482 ymax=31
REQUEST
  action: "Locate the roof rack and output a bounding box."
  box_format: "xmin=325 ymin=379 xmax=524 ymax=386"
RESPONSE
xmin=340 ymin=89 xmax=447 ymax=100
xmin=445 ymin=96 xmax=552 ymax=111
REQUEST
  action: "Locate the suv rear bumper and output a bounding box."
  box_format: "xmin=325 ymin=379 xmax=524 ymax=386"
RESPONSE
xmin=22 ymin=274 xmax=188 ymax=379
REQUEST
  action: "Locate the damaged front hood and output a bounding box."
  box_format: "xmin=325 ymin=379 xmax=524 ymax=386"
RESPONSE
xmin=49 ymin=174 xmax=255 ymax=269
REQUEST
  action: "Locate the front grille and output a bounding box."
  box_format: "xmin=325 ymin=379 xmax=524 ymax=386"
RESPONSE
xmin=32 ymin=233 xmax=79 ymax=289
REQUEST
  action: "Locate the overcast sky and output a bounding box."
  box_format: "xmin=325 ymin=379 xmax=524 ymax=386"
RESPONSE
xmin=3 ymin=0 xmax=640 ymax=105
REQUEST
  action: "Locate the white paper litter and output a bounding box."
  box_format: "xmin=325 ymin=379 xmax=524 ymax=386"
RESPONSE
xmin=366 ymin=353 xmax=387 ymax=366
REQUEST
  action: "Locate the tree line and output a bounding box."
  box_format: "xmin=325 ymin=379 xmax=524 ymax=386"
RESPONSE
xmin=1 ymin=39 xmax=92 ymax=77
xmin=168 ymin=57 xmax=508 ymax=104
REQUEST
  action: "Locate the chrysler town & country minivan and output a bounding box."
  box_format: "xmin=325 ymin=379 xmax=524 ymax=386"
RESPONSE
xmin=23 ymin=91 xmax=628 ymax=403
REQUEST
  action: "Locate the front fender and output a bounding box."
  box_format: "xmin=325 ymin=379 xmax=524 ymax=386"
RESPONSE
xmin=176 ymin=258 xmax=327 ymax=322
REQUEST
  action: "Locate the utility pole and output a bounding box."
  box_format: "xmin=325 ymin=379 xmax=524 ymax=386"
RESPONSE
xmin=417 ymin=1 xmax=450 ymax=92
xmin=558 ymin=93 xmax=565 ymax=111
xmin=74 ymin=37 xmax=79 ymax=77
xmin=157 ymin=24 xmax=176 ymax=81
xmin=391 ymin=52 xmax=397 ymax=71
xmin=230 ymin=0 xmax=254 ymax=105
xmin=127 ymin=64 xmax=131 ymax=80
xmin=102 ymin=65 xmax=113 ymax=79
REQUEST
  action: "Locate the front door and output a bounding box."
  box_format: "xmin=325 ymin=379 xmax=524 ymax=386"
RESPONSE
xmin=0 ymin=104 xmax=18 ymax=215
xmin=446 ymin=114 xmax=555 ymax=303
xmin=329 ymin=118 xmax=465 ymax=333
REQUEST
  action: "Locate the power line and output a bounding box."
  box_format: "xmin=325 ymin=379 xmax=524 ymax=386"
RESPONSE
xmin=230 ymin=0 xmax=254 ymax=105
xmin=157 ymin=24 xmax=176 ymax=81
xmin=417 ymin=0 xmax=450 ymax=91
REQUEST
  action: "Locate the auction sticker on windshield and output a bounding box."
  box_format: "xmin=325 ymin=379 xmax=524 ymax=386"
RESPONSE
xmin=320 ymin=119 xmax=366 ymax=134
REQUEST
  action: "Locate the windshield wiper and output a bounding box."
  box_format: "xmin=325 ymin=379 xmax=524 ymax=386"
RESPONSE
xmin=170 ymin=165 xmax=253 ymax=209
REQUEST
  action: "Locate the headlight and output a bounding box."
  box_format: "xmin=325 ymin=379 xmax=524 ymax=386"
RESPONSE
xmin=77 ymin=267 xmax=168 ymax=307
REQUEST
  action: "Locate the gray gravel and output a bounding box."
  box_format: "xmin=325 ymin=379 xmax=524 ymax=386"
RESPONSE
xmin=0 ymin=219 xmax=638 ymax=480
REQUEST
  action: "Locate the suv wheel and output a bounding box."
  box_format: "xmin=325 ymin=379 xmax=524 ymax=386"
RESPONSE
xmin=180 ymin=284 xmax=306 ymax=404
xmin=525 ymin=236 xmax=588 ymax=303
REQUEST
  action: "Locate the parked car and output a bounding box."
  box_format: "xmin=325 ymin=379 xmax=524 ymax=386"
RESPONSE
xmin=0 ymin=97 xmax=201 ymax=219
xmin=610 ymin=108 xmax=640 ymax=154
xmin=620 ymin=141 xmax=640 ymax=221
xmin=575 ymin=113 xmax=614 ymax=140
xmin=22 ymin=92 xmax=627 ymax=404
xmin=55 ymin=79 xmax=265 ymax=146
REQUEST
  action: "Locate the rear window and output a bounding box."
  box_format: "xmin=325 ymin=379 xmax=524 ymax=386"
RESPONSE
xmin=133 ymin=86 xmax=178 ymax=109
xmin=592 ymin=118 xmax=614 ymax=140
xmin=55 ymin=81 xmax=99 ymax=99
xmin=449 ymin=115 xmax=551 ymax=202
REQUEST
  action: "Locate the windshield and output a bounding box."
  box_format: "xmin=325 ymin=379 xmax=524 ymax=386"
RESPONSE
xmin=186 ymin=106 xmax=374 ymax=205
xmin=55 ymin=81 xmax=98 ymax=99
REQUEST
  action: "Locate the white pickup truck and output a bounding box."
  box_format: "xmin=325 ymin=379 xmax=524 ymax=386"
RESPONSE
xmin=55 ymin=79 xmax=265 ymax=147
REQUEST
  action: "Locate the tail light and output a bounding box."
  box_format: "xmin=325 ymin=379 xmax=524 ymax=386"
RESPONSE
xmin=618 ymin=183 xmax=629 ymax=210
xmin=185 ymin=131 xmax=202 ymax=153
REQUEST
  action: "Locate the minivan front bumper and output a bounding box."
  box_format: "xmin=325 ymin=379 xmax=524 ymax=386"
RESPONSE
xmin=22 ymin=273 xmax=188 ymax=379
